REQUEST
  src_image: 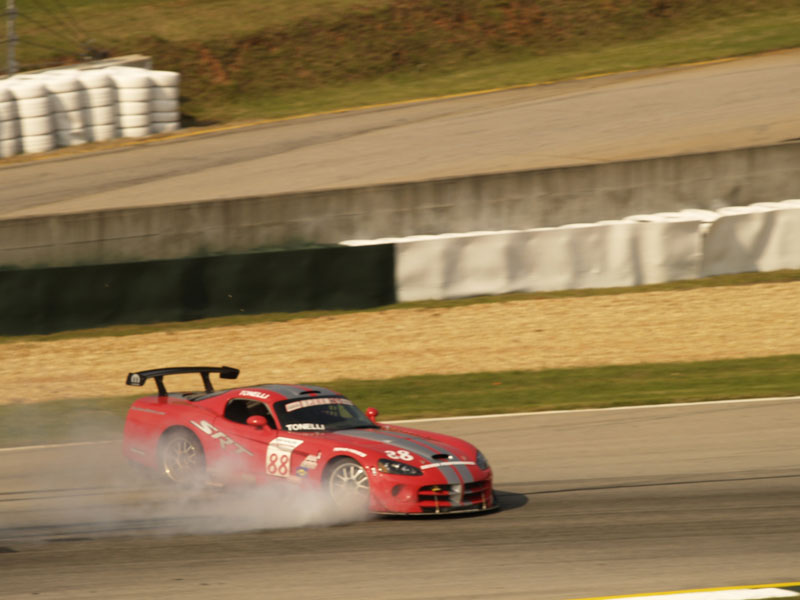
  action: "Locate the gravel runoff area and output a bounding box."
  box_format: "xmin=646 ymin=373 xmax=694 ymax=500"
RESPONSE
xmin=2 ymin=281 xmax=800 ymax=405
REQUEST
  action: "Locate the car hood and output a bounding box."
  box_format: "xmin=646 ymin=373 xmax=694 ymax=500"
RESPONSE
xmin=327 ymin=427 xmax=475 ymax=467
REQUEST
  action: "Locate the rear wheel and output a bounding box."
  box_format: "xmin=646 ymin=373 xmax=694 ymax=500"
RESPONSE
xmin=159 ymin=429 xmax=206 ymax=486
xmin=326 ymin=459 xmax=370 ymax=509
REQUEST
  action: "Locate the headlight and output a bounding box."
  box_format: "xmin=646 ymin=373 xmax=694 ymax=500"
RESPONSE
xmin=476 ymin=450 xmax=490 ymax=470
xmin=377 ymin=458 xmax=422 ymax=476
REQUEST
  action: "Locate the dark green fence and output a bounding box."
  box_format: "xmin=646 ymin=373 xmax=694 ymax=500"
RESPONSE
xmin=0 ymin=245 xmax=395 ymax=335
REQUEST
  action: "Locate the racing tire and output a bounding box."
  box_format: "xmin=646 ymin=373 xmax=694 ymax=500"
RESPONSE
xmin=151 ymin=99 xmax=179 ymax=113
xmin=147 ymin=70 xmax=181 ymax=87
xmin=82 ymin=105 xmax=115 ymax=126
xmin=89 ymin=123 xmax=117 ymax=142
xmin=0 ymin=101 xmax=16 ymax=121
xmin=151 ymin=121 xmax=180 ymax=134
xmin=20 ymin=133 xmax=55 ymax=154
xmin=325 ymin=458 xmax=370 ymax=510
xmin=151 ymin=86 xmax=180 ymax=101
xmin=0 ymin=117 xmax=19 ymax=140
xmin=77 ymin=70 xmax=111 ymax=89
xmin=116 ymin=87 xmax=151 ymax=103
xmin=0 ymin=137 xmax=20 ymax=158
xmin=19 ymin=115 xmax=54 ymax=137
xmin=119 ymin=125 xmax=150 ymax=138
xmin=51 ymin=90 xmax=83 ymax=112
xmin=15 ymin=96 xmax=51 ymax=119
xmin=83 ymin=86 xmax=115 ymax=107
xmin=44 ymin=72 xmax=80 ymax=94
xmin=158 ymin=429 xmax=206 ymax=487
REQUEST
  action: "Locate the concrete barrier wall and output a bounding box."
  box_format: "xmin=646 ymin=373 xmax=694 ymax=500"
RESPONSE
xmin=0 ymin=245 xmax=395 ymax=335
xmin=2 ymin=141 xmax=800 ymax=269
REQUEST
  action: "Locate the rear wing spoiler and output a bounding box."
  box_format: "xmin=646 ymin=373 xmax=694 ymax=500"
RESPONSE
xmin=126 ymin=366 xmax=239 ymax=396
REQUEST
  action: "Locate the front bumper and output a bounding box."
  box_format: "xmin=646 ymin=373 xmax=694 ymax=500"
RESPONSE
xmin=369 ymin=474 xmax=496 ymax=515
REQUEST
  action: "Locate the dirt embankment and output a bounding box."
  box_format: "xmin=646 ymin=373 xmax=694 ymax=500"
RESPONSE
xmin=2 ymin=281 xmax=799 ymax=405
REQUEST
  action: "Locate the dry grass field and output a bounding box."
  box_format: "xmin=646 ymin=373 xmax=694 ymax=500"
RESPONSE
xmin=2 ymin=281 xmax=799 ymax=405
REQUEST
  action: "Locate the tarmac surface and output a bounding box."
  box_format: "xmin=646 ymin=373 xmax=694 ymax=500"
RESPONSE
xmin=1 ymin=399 xmax=799 ymax=600
xmin=0 ymin=49 xmax=799 ymax=219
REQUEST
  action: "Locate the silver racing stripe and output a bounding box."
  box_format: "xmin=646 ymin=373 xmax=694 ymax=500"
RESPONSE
xmin=420 ymin=461 xmax=476 ymax=470
xmin=379 ymin=430 xmax=477 ymax=483
xmin=338 ymin=429 xmax=475 ymax=486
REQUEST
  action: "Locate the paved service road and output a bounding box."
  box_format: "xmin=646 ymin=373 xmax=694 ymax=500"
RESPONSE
xmin=1 ymin=49 xmax=799 ymax=219
xmin=2 ymin=398 xmax=799 ymax=600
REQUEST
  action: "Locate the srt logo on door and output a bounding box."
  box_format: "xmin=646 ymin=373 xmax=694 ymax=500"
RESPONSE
xmin=190 ymin=420 xmax=254 ymax=456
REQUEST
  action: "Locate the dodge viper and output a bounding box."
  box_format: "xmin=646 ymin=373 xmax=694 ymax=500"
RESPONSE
xmin=123 ymin=366 xmax=496 ymax=515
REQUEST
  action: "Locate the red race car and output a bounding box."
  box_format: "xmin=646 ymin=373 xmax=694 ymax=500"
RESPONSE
xmin=123 ymin=366 xmax=496 ymax=515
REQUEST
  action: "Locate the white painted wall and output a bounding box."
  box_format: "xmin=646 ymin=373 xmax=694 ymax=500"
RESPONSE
xmin=343 ymin=199 xmax=800 ymax=302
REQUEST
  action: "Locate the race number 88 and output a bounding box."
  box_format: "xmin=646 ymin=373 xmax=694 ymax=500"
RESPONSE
xmin=267 ymin=453 xmax=290 ymax=476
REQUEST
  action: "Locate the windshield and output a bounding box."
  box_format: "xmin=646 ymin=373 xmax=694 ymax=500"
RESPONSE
xmin=273 ymin=396 xmax=377 ymax=432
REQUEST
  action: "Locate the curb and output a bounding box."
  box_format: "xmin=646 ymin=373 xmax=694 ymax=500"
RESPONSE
xmin=571 ymin=583 xmax=800 ymax=600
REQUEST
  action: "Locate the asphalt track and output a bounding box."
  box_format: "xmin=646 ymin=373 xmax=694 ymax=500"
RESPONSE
xmin=0 ymin=49 xmax=799 ymax=218
xmin=2 ymin=398 xmax=800 ymax=600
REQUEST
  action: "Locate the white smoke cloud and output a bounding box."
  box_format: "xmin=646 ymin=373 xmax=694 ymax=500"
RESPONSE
xmin=2 ymin=438 xmax=372 ymax=542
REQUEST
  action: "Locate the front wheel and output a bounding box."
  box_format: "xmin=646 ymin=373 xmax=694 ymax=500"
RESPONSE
xmin=326 ymin=458 xmax=370 ymax=509
xmin=159 ymin=429 xmax=206 ymax=487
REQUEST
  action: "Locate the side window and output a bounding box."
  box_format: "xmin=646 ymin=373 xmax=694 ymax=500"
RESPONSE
xmin=225 ymin=399 xmax=276 ymax=429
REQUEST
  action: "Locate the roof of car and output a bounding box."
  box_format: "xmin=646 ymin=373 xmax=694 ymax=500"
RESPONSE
xmin=187 ymin=383 xmax=343 ymax=403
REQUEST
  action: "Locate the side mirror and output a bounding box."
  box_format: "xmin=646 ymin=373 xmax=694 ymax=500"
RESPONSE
xmin=366 ymin=407 xmax=379 ymax=424
xmin=247 ymin=415 xmax=268 ymax=428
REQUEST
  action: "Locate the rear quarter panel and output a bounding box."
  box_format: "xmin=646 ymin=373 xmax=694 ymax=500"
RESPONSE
xmin=122 ymin=396 xmax=215 ymax=470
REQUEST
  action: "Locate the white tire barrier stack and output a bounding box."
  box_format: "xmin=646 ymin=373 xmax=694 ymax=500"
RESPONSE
xmin=0 ymin=65 xmax=181 ymax=157
xmin=0 ymin=85 xmax=21 ymax=158
xmin=44 ymin=70 xmax=88 ymax=147
xmin=108 ymin=66 xmax=152 ymax=138
xmin=148 ymin=69 xmax=181 ymax=134
xmin=8 ymin=78 xmax=56 ymax=154
xmin=343 ymin=199 xmax=800 ymax=302
xmin=77 ymin=69 xmax=116 ymax=143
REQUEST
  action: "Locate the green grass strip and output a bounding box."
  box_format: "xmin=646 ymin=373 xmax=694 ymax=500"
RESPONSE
xmin=3 ymin=354 xmax=799 ymax=448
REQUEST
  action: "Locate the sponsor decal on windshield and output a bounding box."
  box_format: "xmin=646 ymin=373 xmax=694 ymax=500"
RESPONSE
xmin=240 ymin=390 xmax=270 ymax=400
xmin=285 ymin=423 xmax=325 ymax=432
xmin=285 ymin=397 xmax=353 ymax=412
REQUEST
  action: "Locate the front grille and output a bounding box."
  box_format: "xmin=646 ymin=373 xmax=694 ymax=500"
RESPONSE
xmin=417 ymin=480 xmax=492 ymax=513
